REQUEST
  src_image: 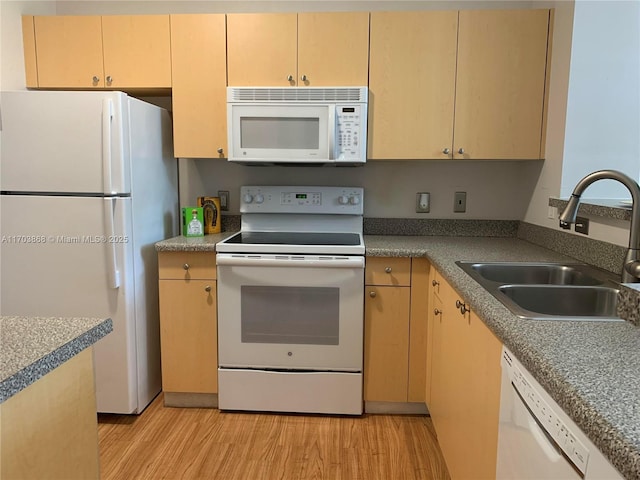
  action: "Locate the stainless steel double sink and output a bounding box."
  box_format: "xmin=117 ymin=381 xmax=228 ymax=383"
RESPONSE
xmin=456 ymin=262 xmax=623 ymax=321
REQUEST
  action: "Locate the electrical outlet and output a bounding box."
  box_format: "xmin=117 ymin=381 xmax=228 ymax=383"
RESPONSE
xmin=218 ymin=190 xmax=229 ymax=211
xmin=416 ymin=192 xmax=430 ymax=213
xmin=454 ymin=191 xmax=467 ymax=213
xmin=575 ymin=216 xmax=589 ymax=235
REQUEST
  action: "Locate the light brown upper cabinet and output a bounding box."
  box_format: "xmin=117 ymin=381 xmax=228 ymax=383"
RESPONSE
xmin=25 ymin=15 xmax=171 ymax=89
xmin=170 ymin=14 xmax=227 ymax=158
xmin=369 ymin=9 xmax=551 ymax=160
xmin=369 ymin=11 xmax=458 ymax=160
xmin=101 ymin=16 xmax=171 ymax=88
xmin=454 ymin=9 xmax=550 ymax=160
xmin=227 ymin=12 xmax=369 ymax=86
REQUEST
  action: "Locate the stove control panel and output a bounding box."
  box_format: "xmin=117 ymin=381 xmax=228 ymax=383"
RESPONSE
xmin=240 ymin=186 xmax=363 ymax=215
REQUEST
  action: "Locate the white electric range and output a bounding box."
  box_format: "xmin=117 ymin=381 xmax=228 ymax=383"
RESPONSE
xmin=216 ymin=186 xmax=365 ymax=415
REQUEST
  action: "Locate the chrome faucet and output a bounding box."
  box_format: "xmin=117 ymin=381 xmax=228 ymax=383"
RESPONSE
xmin=559 ymin=169 xmax=640 ymax=283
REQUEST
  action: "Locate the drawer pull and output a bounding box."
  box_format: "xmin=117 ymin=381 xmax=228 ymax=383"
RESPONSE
xmin=369 ymin=291 xmax=377 ymax=298
xmin=456 ymin=300 xmax=470 ymax=315
xmin=385 ymin=267 xmax=392 ymax=273
xmin=434 ymin=308 xmax=441 ymax=315
xmin=432 ymin=279 xmax=440 ymax=287
xmin=183 ymin=263 xmax=190 ymax=270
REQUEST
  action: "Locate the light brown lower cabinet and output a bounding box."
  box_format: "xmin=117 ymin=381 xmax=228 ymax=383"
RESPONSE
xmin=364 ymin=257 xmax=430 ymax=408
xmin=0 ymin=349 xmax=99 ymax=479
xmin=158 ymin=251 xmax=218 ymax=407
xmin=427 ymin=267 xmax=502 ymax=479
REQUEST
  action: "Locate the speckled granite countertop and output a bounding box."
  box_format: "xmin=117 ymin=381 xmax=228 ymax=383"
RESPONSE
xmin=0 ymin=316 xmax=112 ymax=403
xmin=155 ymin=232 xmax=235 ymax=252
xmin=366 ymin=235 xmax=640 ymax=480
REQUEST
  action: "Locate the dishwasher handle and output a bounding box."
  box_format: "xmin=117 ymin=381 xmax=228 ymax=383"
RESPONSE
xmin=216 ymin=254 xmax=364 ymax=269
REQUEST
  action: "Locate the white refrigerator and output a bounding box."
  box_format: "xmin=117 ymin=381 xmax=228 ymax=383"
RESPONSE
xmin=0 ymin=90 xmax=178 ymax=414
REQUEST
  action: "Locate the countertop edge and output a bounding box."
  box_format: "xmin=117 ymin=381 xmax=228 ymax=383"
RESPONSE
xmin=0 ymin=318 xmax=113 ymax=403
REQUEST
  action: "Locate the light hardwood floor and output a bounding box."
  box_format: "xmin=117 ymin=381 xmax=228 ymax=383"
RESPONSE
xmin=98 ymin=394 xmax=450 ymax=480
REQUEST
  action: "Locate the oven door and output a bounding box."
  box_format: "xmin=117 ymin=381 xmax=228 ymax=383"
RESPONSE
xmin=216 ymin=253 xmax=364 ymax=371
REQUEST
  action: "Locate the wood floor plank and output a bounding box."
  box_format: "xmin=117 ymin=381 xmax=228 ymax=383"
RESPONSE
xmin=98 ymin=394 xmax=450 ymax=480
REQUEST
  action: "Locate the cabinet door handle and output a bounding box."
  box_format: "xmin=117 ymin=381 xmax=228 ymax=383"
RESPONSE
xmin=287 ymin=75 xmax=294 ymax=82
xmin=432 ymin=279 xmax=440 ymax=287
xmin=217 ymin=147 xmax=224 ymax=155
xmin=106 ymin=75 xmax=113 ymax=85
xmin=384 ymin=267 xmax=392 ymax=273
xmin=301 ymin=74 xmax=308 ymax=82
xmin=369 ymin=291 xmax=377 ymax=298
xmin=92 ymin=76 xmax=100 ymax=84
xmin=442 ymin=148 xmax=450 ymax=155
xmin=183 ymin=263 xmax=190 ymax=270
xmin=205 ymin=285 xmax=212 ymax=293
xmin=458 ymin=147 xmax=465 ymax=155
xmin=434 ymin=308 xmax=441 ymax=315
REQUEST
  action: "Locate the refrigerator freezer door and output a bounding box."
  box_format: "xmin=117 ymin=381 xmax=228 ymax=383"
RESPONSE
xmin=0 ymin=195 xmax=144 ymax=413
xmin=0 ymin=90 xmax=130 ymax=195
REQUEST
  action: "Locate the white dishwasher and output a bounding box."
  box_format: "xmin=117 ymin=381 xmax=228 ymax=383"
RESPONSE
xmin=497 ymin=347 xmax=623 ymax=480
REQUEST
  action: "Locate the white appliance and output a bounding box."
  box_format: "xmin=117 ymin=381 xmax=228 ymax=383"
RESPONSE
xmin=497 ymin=347 xmax=623 ymax=479
xmin=216 ymin=186 xmax=365 ymax=415
xmin=226 ymin=87 xmax=368 ymax=165
xmin=0 ymin=90 xmax=178 ymax=414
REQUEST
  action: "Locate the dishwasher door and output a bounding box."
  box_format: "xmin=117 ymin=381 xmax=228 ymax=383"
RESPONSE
xmin=496 ymin=348 xmax=622 ymax=480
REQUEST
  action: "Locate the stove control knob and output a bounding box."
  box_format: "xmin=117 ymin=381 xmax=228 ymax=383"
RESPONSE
xmin=254 ymin=194 xmax=265 ymax=204
xmin=338 ymin=195 xmax=349 ymax=205
xmin=243 ymin=194 xmax=254 ymax=204
xmin=349 ymin=195 xmax=361 ymax=205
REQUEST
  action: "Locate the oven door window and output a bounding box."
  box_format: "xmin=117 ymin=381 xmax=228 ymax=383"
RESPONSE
xmin=241 ymin=286 xmax=339 ymax=345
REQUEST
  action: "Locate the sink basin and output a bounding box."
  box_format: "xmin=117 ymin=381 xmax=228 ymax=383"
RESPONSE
xmin=459 ymin=262 xmax=603 ymax=285
xmin=498 ymin=285 xmax=620 ymax=320
xmin=455 ymin=261 xmax=623 ymax=321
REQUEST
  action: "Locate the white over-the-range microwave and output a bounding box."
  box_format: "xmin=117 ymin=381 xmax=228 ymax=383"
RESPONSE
xmin=226 ymin=86 xmax=368 ymax=165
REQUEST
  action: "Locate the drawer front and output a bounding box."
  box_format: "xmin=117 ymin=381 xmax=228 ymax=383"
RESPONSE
xmin=365 ymin=257 xmax=411 ymax=286
xmin=158 ymin=251 xmax=216 ymax=280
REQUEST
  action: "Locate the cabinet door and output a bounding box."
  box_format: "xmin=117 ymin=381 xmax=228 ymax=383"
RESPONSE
xmin=466 ymin=311 xmax=502 ymax=480
xmin=408 ymin=257 xmax=430 ymax=402
xmin=158 ymin=279 xmax=217 ymax=393
xmin=364 ymin=285 xmax=410 ymax=402
xmin=454 ymin=9 xmax=550 ymax=159
xmin=33 ymin=16 xmax=104 ymax=88
xmin=101 ymin=15 xmax=171 ymax=88
xmin=297 ymin=12 xmax=369 ymax=86
xmin=227 ymin=13 xmax=297 ymax=86
xmin=171 ymin=14 xmax=227 ymax=158
xmin=369 ymin=11 xmax=458 ymax=160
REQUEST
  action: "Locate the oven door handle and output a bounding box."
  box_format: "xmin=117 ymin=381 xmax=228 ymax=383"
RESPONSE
xmin=216 ymin=255 xmax=364 ymax=269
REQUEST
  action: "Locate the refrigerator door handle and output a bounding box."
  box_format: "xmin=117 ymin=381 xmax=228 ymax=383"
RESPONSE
xmin=102 ymin=98 xmax=114 ymax=195
xmin=104 ymin=198 xmax=121 ymax=289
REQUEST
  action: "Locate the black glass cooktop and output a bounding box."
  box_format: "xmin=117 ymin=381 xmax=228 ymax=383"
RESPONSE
xmin=222 ymin=231 xmax=362 ymax=246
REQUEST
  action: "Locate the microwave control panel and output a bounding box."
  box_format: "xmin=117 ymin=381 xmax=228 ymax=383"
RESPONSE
xmin=335 ymin=105 xmax=366 ymax=161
